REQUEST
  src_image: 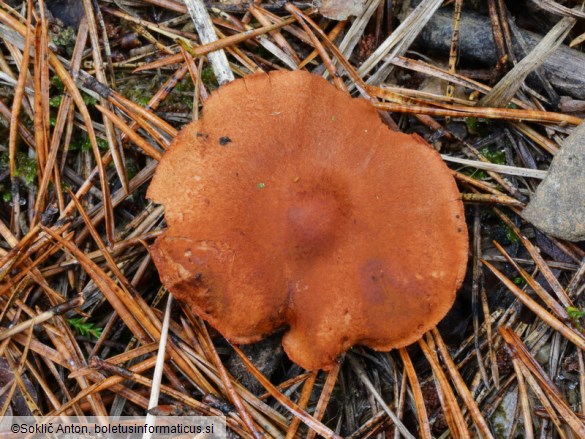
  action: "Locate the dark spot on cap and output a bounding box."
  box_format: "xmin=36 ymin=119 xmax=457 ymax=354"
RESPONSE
xmin=219 ymin=136 xmax=232 ymax=146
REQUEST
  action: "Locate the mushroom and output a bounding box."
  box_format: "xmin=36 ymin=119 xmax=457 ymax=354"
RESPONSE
xmin=148 ymin=70 xmax=468 ymax=371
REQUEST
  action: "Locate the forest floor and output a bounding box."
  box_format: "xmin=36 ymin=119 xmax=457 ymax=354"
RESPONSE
xmin=1 ymin=0 xmax=585 ymax=437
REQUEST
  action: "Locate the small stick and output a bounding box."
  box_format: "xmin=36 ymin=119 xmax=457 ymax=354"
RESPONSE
xmin=510 ymin=356 xmax=535 ymax=438
xmin=184 ymin=0 xmax=234 ymax=85
xmin=285 ymin=371 xmax=317 ymax=439
xmin=143 ymin=294 xmax=173 ymax=439
xmin=0 ymin=295 xmax=84 ymax=342
xmin=347 ymin=353 xmax=416 ymax=439
xmin=442 ymin=155 xmax=547 ymax=179
xmin=461 ymin=193 xmax=524 ymax=206
xmin=305 ymin=363 xmax=340 ymax=439
xmin=231 ymin=343 xmax=342 ymax=439
xmin=133 ymin=17 xmax=297 ymax=73
xmin=398 ymin=348 xmax=432 ymax=439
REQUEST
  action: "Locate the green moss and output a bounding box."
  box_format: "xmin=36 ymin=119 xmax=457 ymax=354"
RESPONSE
xmin=481 ymin=147 xmax=506 ymax=165
xmin=67 ymin=317 xmax=103 ymax=339
xmin=173 ymin=77 xmax=196 ymax=109
xmin=97 ymin=137 xmax=108 ymax=150
xmin=126 ymin=160 xmax=138 ymax=180
xmin=119 ymin=76 xmax=159 ymax=107
xmin=1 ymin=186 xmax=10 ymax=202
xmin=201 ymin=67 xmax=218 ymax=91
xmin=70 ymin=133 xmax=108 ymax=152
xmin=503 ymin=224 xmax=519 ymax=244
xmin=513 ymin=277 xmax=525 ymax=285
xmin=51 ymin=76 xmax=65 ymax=93
xmin=51 ymin=26 xmax=76 ymax=48
xmin=14 ymin=152 xmax=37 ymax=186
xmin=61 ymin=181 xmax=72 ymax=194
xmin=463 ymin=147 xmax=507 ymax=181
xmin=49 ymin=95 xmax=62 ymax=108
xmin=465 ymin=117 xmax=492 ymax=137
xmin=567 ymin=306 xmax=585 ymax=330
xmin=82 ymin=92 xmax=97 ymax=107
xmin=464 ymin=168 xmax=488 ymax=180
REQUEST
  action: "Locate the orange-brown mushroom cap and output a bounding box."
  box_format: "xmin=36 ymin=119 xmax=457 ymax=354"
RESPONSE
xmin=148 ymin=70 xmax=468 ymax=371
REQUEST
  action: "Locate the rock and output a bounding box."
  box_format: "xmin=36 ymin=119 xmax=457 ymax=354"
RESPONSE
xmin=415 ymin=8 xmax=585 ymax=100
xmin=46 ymin=0 xmax=85 ymax=28
xmin=522 ymin=123 xmax=585 ymax=241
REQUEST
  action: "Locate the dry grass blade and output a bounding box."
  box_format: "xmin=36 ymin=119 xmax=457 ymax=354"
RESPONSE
xmin=285 ymin=371 xmax=317 ymax=439
xmin=398 ymin=348 xmax=432 ymax=439
xmin=358 ymin=0 xmax=443 ymax=82
xmin=512 ymin=122 xmax=559 ymax=154
xmin=487 ymin=0 xmax=508 ymax=76
xmin=76 ymin=75 xmax=178 ymax=138
xmin=480 ymin=286 xmax=499 ymax=388
xmin=492 ymin=240 xmax=568 ymax=319
xmin=134 ymin=17 xmax=297 ymax=72
xmin=144 ymin=294 xmax=173 ymax=439
xmin=0 ymin=295 xmax=82 ymax=342
xmin=500 ymin=327 xmax=585 ymax=436
xmin=442 ymin=155 xmax=547 ymax=179
xmin=82 ymin=0 xmax=128 ymax=194
xmin=480 ymin=17 xmax=575 ymax=107
xmin=95 ymin=105 xmax=163 ymax=160
xmin=431 ymin=329 xmax=494 ymax=438
xmin=570 ymin=29 xmax=585 ymax=47
xmin=40 ymin=225 xmax=152 ymax=344
xmin=33 ymin=2 xmax=50 ymax=182
xmin=374 ymin=101 xmax=581 ymax=125
xmin=470 ymin=208 xmax=491 ymax=388
xmin=10 ymin=333 xmax=66 ymax=368
xmin=306 ymin=363 xmax=340 ymax=439
xmin=446 ymin=0 xmax=463 ymax=103
xmin=347 ymin=353 xmax=416 ymax=439
xmin=419 ymin=336 xmax=470 ymax=438
xmin=299 ymin=19 xmax=347 ymax=68
xmin=8 ymin=0 xmax=32 ymax=235
xmin=286 ymin=5 xmax=346 ymax=91
xmin=495 ymin=208 xmax=572 ymax=306
xmin=532 ymin=0 xmax=585 ymax=19
xmin=482 ymin=259 xmax=585 ymax=349
xmin=199 ymin=325 xmax=264 ymax=439
xmin=462 ymin=192 xmax=524 ymax=206
xmin=230 ymin=343 xmax=342 ymax=439
xmin=577 ymin=352 xmax=585 ymax=417
xmin=509 ymin=352 xmax=535 ymax=438
xmin=249 ymin=6 xmax=300 ymax=66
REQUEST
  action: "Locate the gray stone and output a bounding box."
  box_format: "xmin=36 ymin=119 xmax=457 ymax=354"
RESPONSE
xmin=523 ymin=123 xmax=585 ymax=241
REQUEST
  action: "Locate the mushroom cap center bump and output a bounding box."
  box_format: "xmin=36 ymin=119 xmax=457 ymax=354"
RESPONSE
xmin=286 ymin=177 xmax=350 ymax=258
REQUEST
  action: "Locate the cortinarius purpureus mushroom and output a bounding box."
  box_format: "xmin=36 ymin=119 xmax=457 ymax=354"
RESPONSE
xmin=148 ymin=70 xmax=468 ymax=371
